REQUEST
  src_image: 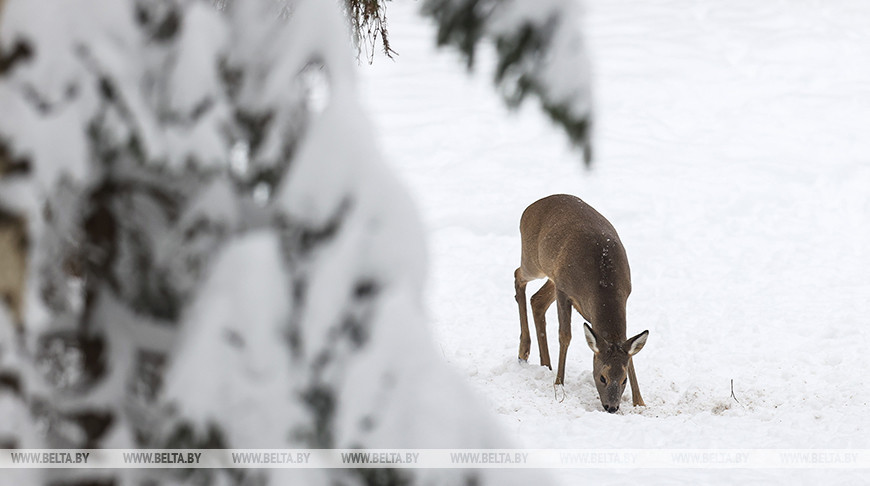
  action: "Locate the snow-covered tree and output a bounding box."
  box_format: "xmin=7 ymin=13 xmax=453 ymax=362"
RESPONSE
xmin=423 ymin=0 xmax=595 ymax=164
xmin=0 ymin=0 xmax=574 ymax=485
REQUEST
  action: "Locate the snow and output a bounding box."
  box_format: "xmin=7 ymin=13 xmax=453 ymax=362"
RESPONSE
xmin=359 ymin=0 xmax=870 ymax=483
xmin=166 ymin=231 xmax=298 ymax=448
xmin=2 ymin=0 xmax=867 ymax=483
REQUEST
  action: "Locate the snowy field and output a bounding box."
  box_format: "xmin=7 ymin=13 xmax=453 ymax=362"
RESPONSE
xmin=359 ymin=0 xmax=870 ymax=483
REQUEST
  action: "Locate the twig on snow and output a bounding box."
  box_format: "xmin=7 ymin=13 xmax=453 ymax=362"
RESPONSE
xmin=730 ymin=379 xmax=741 ymax=404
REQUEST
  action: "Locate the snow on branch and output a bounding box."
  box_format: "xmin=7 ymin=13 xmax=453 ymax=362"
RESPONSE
xmin=423 ymin=0 xmax=594 ymax=164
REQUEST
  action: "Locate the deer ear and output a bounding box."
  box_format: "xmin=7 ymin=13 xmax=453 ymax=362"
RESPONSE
xmin=583 ymin=323 xmax=600 ymax=354
xmin=623 ymin=330 xmax=649 ymax=356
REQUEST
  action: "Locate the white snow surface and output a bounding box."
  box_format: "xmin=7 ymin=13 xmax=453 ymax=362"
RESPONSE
xmin=359 ymin=0 xmax=870 ymax=483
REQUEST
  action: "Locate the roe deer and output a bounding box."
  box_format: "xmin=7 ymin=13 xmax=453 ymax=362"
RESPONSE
xmin=514 ymin=194 xmax=648 ymax=413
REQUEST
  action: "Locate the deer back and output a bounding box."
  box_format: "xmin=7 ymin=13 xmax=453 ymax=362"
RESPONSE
xmin=519 ymin=194 xmax=631 ymax=336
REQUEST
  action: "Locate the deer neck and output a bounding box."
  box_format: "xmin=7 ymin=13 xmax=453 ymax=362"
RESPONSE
xmin=591 ymin=304 xmax=627 ymax=344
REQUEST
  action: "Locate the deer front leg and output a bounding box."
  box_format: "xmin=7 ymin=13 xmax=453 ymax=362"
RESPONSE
xmin=554 ymin=289 xmax=572 ymax=386
xmin=530 ymin=279 xmax=555 ymax=370
xmin=514 ymin=268 xmax=531 ymax=361
xmin=628 ymin=357 xmax=645 ymax=406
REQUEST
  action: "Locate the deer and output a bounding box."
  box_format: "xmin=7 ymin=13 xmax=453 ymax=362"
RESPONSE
xmin=514 ymin=194 xmax=648 ymax=413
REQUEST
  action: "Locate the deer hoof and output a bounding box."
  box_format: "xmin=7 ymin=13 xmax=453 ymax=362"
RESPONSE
xmin=553 ymin=383 xmax=566 ymax=402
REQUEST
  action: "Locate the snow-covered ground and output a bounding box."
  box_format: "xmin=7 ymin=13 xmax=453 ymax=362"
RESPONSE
xmin=359 ymin=0 xmax=870 ymax=483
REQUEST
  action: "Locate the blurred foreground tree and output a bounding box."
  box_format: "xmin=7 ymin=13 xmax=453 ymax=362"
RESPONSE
xmin=424 ymin=0 xmax=595 ymax=164
xmin=214 ymin=0 xmax=397 ymax=63
xmin=0 ymin=0 xmax=592 ymax=484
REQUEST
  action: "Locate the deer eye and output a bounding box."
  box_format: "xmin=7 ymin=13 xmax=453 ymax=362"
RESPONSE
xmin=599 ymin=375 xmax=606 ymax=385
xmin=622 ymin=378 xmax=628 ymax=385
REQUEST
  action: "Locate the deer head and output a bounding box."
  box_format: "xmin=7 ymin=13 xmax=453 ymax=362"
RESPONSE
xmin=583 ymin=323 xmax=648 ymax=413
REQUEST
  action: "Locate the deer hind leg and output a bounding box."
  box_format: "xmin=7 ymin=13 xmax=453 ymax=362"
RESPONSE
xmin=628 ymin=357 xmax=645 ymax=406
xmin=554 ymin=289 xmax=572 ymax=385
xmin=514 ymin=267 xmax=531 ymax=361
xmin=530 ymin=279 xmax=555 ymax=370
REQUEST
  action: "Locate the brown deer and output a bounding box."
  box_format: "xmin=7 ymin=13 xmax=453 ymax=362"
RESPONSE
xmin=514 ymin=194 xmax=648 ymax=413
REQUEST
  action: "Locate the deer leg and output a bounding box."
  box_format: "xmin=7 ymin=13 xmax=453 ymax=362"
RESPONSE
xmin=628 ymin=357 xmax=645 ymax=406
xmin=554 ymin=289 xmax=572 ymax=386
xmin=514 ymin=268 xmax=531 ymax=361
xmin=530 ymin=279 xmax=555 ymax=369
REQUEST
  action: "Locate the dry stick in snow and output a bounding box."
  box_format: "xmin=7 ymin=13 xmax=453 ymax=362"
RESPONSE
xmin=730 ymin=379 xmax=741 ymax=404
